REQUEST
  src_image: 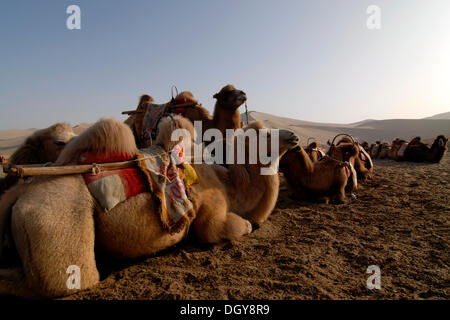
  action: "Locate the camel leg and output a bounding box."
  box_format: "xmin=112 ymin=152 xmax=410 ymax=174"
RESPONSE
xmin=193 ymin=206 xmax=252 ymax=243
xmin=10 ymin=176 xmax=100 ymax=298
xmin=0 ymin=267 xmax=36 ymax=299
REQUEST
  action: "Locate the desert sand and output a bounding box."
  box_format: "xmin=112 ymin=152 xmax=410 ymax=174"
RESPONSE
xmin=62 ymin=155 xmax=449 ymax=300
xmin=1 ymin=113 xmax=448 ymax=299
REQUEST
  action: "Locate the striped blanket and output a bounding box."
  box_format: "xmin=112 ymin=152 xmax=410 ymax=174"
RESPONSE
xmin=79 ymin=143 xmax=198 ymax=234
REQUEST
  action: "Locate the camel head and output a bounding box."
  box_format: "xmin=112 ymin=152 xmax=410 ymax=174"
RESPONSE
xmin=138 ymin=94 xmax=154 ymax=110
xmin=213 ymin=84 xmax=247 ymax=111
xmin=9 ymin=123 xmax=76 ymax=165
xmin=361 ymin=141 xmax=370 ymax=153
xmin=230 ymin=121 xmax=298 ymax=174
xmin=433 ymin=135 xmax=448 ymax=149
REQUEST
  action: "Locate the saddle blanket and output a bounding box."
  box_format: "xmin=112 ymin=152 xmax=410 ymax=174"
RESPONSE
xmin=79 ymin=143 xmax=199 ymax=234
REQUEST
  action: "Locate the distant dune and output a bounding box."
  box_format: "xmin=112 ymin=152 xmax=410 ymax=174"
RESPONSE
xmin=424 ymin=111 xmax=450 ymax=120
xmin=1 ymin=111 xmax=449 ymax=158
xmin=246 ymin=111 xmax=450 ymax=145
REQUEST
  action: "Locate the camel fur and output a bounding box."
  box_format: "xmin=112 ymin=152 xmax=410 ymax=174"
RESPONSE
xmin=0 ymin=123 xmax=76 ymax=196
xmin=0 ymin=116 xmax=296 ymax=298
xmin=279 ymin=143 xmax=358 ymax=204
xmin=335 ymin=137 xmax=373 ymax=180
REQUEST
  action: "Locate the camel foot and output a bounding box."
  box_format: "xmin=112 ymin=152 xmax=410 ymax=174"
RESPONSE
xmin=245 ymin=220 xmax=253 ymax=234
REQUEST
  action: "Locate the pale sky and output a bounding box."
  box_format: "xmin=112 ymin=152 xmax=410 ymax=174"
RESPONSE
xmin=0 ymin=0 xmax=449 ymax=129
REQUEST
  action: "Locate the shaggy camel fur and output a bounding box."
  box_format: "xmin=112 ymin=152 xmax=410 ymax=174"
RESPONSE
xmin=279 ymin=144 xmax=358 ymax=204
xmin=0 ymin=117 xmax=297 ymax=298
xmin=0 ymin=123 xmax=76 ymax=195
xmin=403 ymin=135 xmax=448 ymax=163
xmin=335 ymin=137 xmax=373 ymax=180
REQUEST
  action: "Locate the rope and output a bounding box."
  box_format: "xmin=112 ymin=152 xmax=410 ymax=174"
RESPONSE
xmin=245 ymin=102 xmax=249 ymax=125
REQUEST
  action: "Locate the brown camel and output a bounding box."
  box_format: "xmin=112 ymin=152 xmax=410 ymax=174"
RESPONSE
xmin=0 ymin=123 xmax=76 ymax=195
xmin=0 ymin=117 xmax=297 ymax=298
xmin=390 ymin=138 xmax=409 ymax=161
xmin=124 ymin=94 xmax=154 ymax=146
xmin=360 ymin=141 xmax=370 ymax=153
xmin=370 ymin=141 xmax=391 ymax=160
xmin=124 ymin=85 xmax=246 ymax=147
xmin=333 ymin=136 xmax=373 ymax=180
xmin=403 ymin=135 xmax=448 ymax=163
xmin=304 ymin=141 xmax=325 ymax=162
xmin=279 ymin=143 xmax=358 ymax=204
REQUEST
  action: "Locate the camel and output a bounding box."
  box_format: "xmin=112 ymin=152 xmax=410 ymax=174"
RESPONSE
xmin=370 ymin=141 xmax=391 ymax=160
xmin=304 ymin=141 xmax=325 ymax=162
xmin=279 ymin=142 xmax=358 ymax=204
xmin=0 ymin=123 xmax=76 ymax=195
xmin=0 ymin=116 xmax=297 ymax=298
xmin=332 ymin=136 xmax=373 ymax=180
xmin=402 ymin=135 xmax=448 ymax=163
xmin=124 ymin=94 xmax=154 ymax=146
xmin=124 ymin=85 xmax=246 ymax=148
xmin=390 ymin=138 xmax=410 ymax=161
xmin=360 ymin=141 xmax=370 ymax=153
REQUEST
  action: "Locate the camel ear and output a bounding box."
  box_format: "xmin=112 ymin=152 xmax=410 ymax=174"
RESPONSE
xmin=228 ymin=164 xmax=250 ymax=189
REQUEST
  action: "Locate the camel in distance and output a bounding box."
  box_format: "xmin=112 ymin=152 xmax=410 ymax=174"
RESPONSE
xmin=0 ymin=123 xmax=76 ymax=195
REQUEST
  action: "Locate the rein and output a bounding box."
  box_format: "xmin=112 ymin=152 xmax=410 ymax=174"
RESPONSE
xmin=245 ymin=102 xmax=249 ymax=125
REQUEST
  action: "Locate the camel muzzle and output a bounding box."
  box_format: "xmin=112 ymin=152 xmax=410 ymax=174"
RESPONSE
xmin=279 ymin=130 xmax=299 ymax=147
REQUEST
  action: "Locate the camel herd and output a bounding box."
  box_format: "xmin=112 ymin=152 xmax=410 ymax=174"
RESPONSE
xmin=0 ymin=84 xmax=448 ymax=298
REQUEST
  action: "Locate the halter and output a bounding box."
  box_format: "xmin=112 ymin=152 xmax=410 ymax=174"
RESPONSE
xmin=327 ymin=134 xmax=355 ymax=156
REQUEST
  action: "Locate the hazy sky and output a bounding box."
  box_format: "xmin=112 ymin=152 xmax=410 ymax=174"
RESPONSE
xmin=0 ymin=0 xmax=449 ymax=129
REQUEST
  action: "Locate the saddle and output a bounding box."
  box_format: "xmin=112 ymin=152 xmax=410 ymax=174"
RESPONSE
xmin=79 ymin=142 xmax=199 ymax=234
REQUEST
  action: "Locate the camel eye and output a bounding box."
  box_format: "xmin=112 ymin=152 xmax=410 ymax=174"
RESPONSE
xmin=54 ymin=141 xmax=66 ymax=147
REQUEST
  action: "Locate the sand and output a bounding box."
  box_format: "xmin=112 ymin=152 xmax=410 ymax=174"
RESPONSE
xmin=62 ymin=155 xmax=449 ymax=300
xmin=1 ymin=113 xmax=448 ymax=300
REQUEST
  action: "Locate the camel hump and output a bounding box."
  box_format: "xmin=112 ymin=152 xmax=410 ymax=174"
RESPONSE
xmin=56 ymin=118 xmax=138 ymax=165
xmin=175 ymin=91 xmax=199 ymax=104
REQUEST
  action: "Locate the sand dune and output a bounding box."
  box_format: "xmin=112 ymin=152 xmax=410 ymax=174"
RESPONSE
xmin=247 ymin=111 xmax=450 ymax=146
xmin=1 ymin=112 xmax=449 ymax=158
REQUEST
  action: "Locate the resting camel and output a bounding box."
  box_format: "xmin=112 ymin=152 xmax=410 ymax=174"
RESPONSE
xmin=0 ymin=123 xmax=76 ymax=195
xmin=279 ymin=142 xmax=358 ymax=204
xmin=333 ymin=136 xmax=373 ymax=180
xmin=370 ymin=141 xmax=391 ymax=160
xmin=360 ymin=141 xmax=370 ymax=153
xmin=402 ymin=135 xmax=448 ymax=163
xmin=125 ymin=85 xmax=246 ymax=147
xmin=0 ymin=116 xmax=297 ymax=298
xmin=304 ymin=141 xmax=325 ymax=163
xmin=124 ymin=94 xmax=154 ymax=146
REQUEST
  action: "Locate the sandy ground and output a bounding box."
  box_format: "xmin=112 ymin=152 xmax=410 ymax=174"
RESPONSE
xmin=61 ymin=154 xmax=449 ymax=300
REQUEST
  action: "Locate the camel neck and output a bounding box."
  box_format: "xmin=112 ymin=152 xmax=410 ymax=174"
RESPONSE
xmin=213 ymin=103 xmax=241 ymax=133
xmin=429 ymin=143 xmax=446 ymax=162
